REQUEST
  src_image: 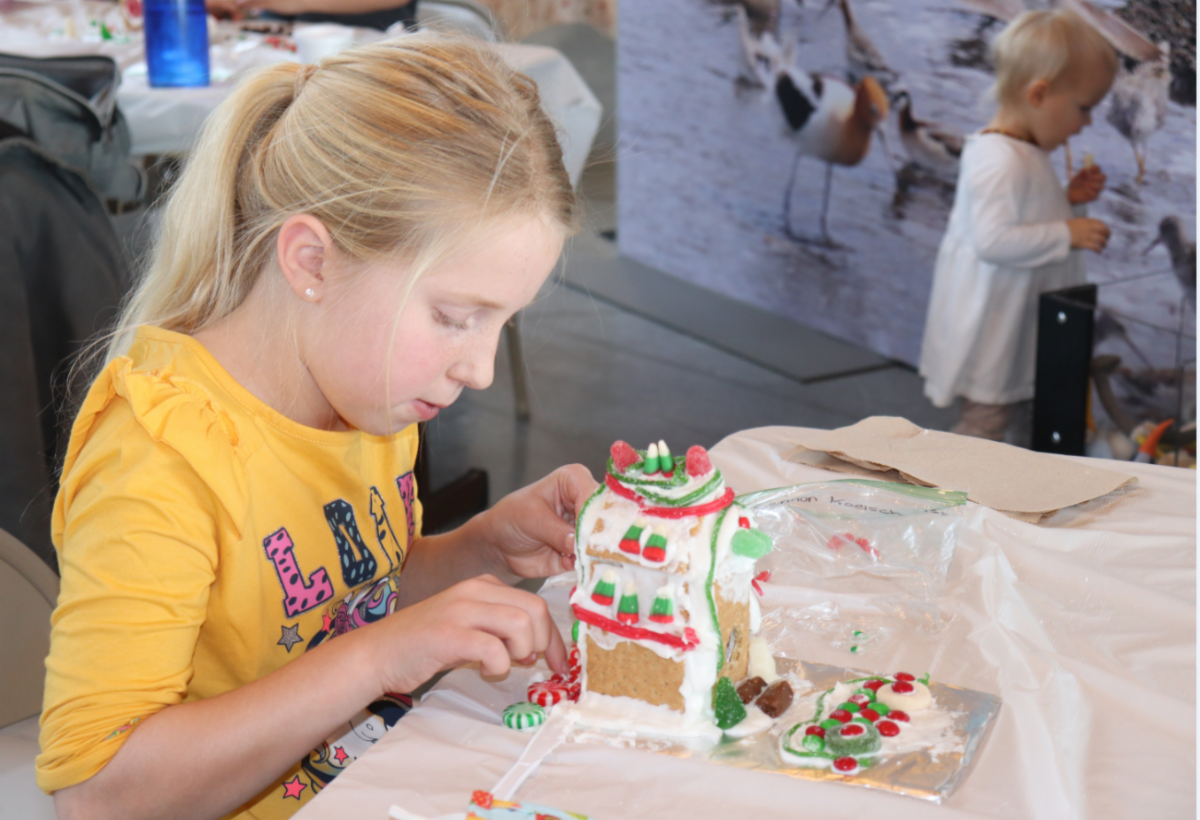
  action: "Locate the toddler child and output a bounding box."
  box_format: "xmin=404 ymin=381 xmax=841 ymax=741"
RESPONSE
xmin=919 ymin=9 xmax=1117 ymax=443
xmin=38 ymin=35 xmax=591 ymax=820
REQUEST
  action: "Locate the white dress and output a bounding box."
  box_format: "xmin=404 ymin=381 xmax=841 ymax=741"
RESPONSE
xmin=919 ymin=132 xmax=1084 ymax=408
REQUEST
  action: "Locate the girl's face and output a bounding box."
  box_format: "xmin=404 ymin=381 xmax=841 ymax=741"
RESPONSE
xmin=304 ymin=216 xmax=563 ymax=435
xmin=1027 ymin=63 xmax=1115 ymax=151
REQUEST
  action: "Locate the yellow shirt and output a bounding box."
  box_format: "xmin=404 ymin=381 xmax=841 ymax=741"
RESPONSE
xmin=38 ymin=326 xmax=422 ymax=818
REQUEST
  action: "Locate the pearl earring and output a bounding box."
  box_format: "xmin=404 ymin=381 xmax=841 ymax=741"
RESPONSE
xmin=305 ymin=288 xmax=316 ymax=299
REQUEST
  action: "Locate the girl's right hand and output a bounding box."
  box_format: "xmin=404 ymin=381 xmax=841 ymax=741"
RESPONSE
xmin=1068 ymin=217 xmax=1110 ymax=253
xmin=367 ymin=575 xmax=567 ymax=696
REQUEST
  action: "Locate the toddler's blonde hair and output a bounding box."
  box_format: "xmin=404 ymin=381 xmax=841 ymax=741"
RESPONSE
xmin=990 ymin=9 xmax=1118 ymax=107
xmin=104 ymin=33 xmax=577 ymax=364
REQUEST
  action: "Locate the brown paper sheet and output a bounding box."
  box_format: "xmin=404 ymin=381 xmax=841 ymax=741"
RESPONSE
xmin=782 ymin=417 xmax=1137 ymax=521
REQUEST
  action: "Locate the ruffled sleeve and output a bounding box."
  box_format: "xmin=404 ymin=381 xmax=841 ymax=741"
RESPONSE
xmin=38 ymin=356 xmax=249 ymax=794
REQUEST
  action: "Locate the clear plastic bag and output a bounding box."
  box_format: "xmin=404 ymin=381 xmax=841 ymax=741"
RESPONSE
xmin=740 ymin=479 xmax=967 ymax=602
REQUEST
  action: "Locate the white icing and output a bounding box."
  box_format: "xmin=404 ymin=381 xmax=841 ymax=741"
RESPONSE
xmin=747 ymin=637 xmax=780 ymax=683
xmin=779 ymin=679 xmax=965 ymax=769
xmin=876 ymin=681 xmax=933 ymax=713
xmin=748 ymin=594 xmax=762 ymax=634
xmin=722 ymin=704 xmax=775 ymax=738
xmin=562 ymin=692 xmax=721 ymax=742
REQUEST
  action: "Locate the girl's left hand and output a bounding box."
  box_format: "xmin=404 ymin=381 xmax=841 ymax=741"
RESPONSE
xmin=480 ymin=464 xmax=598 ymax=579
xmin=1068 ymin=165 xmax=1106 ymax=205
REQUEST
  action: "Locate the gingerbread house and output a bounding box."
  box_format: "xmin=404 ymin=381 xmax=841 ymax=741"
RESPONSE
xmin=569 ymin=440 xmax=774 ymax=735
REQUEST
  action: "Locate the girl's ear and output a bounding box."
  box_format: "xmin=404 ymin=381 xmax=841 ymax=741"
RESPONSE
xmin=1026 ymin=78 xmax=1051 ymax=109
xmin=277 ymin=214 xmax=335 ymax=302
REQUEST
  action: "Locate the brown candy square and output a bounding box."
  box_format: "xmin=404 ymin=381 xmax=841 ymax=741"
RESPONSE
xmin=756 ymin=679 xmax=793 ymax=718
xmin=736 ymin=676 xmax=767 ymax=704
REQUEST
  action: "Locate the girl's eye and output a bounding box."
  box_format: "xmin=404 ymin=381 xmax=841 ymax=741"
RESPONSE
xmin=435 ymin=310 xmax=471 ymax=331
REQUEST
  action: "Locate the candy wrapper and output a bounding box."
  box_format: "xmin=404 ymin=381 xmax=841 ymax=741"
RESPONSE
xmin=565 ymin=657 xmax=1000 ymax=804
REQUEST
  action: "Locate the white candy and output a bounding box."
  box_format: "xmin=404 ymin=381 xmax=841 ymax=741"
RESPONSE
xmin=876 ymin=680 xmax=932 ymax=713
xmin=747 ymin=637 xmax=780 ymax=683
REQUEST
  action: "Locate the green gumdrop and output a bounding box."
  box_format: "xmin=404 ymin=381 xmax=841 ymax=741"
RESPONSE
xmin=826 ymin=721 xmax=882 ymax=756
xmin=713 ymin=676 xmax=748 ymax=730
xmin=572 ymin=620 xmax=580 ymax=643
xmin=802 ymin=733 xmax=825 ymax=753
xmin=731 ymin=528 xmax=773 ymax=559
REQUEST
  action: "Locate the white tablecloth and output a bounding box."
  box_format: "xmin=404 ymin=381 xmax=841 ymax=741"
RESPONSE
xmin=115 ymin=41 xmax=601 ymax=188
xmin=294 ymin=426 xmax=1195 ymax=820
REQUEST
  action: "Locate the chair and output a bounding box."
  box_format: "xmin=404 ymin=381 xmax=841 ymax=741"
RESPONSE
xmin=0 ymin=527 xmax=59 ymax=819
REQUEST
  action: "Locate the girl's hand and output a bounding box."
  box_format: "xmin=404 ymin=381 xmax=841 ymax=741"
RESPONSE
xmin=1068 ymin=217 xmax=1111 ymax=252
xmin=480 ymin=464 xmax=599 ymax=580
xmin=370 ymin=575 xmax=568 ymax=694
xmin=1068 ymin=165 xmax=1106 ymax=205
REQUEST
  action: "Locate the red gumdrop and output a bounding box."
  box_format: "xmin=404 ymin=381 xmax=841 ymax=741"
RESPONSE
xmin=848 ymin=694 xmax=871 ymax=707
xmin=833 ymin=757 xmax=858 ymax=772
xmin=827 ymin=536 xmax=843 ymax=550
xmin=685 ymin=445 xmax=713 ymax=477
xmin=895 ymin=672 xmax=915 ymax=682
xmin=830 ymin=709 xmax=852 ymax=723
xmin=889 ymin=710 xmax=910 ymax=723
xmin=738 ymin=516 xmax=750 ymax=529
xmin=860 ymin=708 xmax=879 ymax=722
xmin=840 ymin=724 xmax=864 ymax=737
xmin=877 ymin=720 xmax=900 ymax=737
xmin=805 ymin=725 xmax=825 ymax=738
xmin=862 ymin=679 xmax=885 ymax=692
xmin=891 ymin=681 xmax=914 ymax=694
xmin=611 ymin=441 xmax=640 ymax=473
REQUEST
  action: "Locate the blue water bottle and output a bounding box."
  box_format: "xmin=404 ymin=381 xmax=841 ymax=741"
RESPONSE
xmin=144 ymin=0 xmax=210 ymax=87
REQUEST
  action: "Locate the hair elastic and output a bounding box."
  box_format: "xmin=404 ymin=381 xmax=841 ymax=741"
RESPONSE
xmin=294 ymin=64 xmax=318 ymax=99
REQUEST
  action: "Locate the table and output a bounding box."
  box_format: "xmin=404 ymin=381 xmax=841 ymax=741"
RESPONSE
xmin=293 ymin=426 xmax=1197 ymax=820
xmin=0 ymin=11 xmax=602 ymax=188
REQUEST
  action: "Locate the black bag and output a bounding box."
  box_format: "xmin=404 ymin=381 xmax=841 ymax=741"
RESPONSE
xmin=0 ymin=52 xmax=144 ymax=205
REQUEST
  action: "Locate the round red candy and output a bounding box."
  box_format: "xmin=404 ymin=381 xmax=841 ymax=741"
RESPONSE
xmin=855 ymin=537 xmax=870 ymax=548
xmin=833 ymin=757 xmax=858 ymax=772
xmin=860 ymin=708 xmax=880 ymax=722
xmin=528 ymin=678 xmax=569 ymax=707
xmin=848 ymin=693 xmax=871 ymax=707
xmin=829 ymin=709 xmax=853 ymax=723
xmin=877 ymin=720 xmax=900 ymax=737
xmin=892 ymin=681 xmax=915 ymax=694
xmin=895 ymin=672 xmax=915 ymax=682
xmin=889 ymin=710 xmax=910 ymax=723
xmin=862 ymin=679 xmax=885 ymax=692
xmin=827 ymin=536 xmax=843 ymax=550
xmin=805 ymin=725 xmax=825 ymax=738
xmin=840 ymin=724 xmax=865 ymax=737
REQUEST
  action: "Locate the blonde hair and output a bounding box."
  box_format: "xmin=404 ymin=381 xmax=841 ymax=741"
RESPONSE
xmin=104 ymin=33 xmax=577 ymax=364
xmin=990 ymin=9 xmax=1118 ymax=107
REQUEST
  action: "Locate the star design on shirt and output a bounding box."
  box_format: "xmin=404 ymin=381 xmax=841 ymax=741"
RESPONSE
xmin=282 ymin=775 xmax=307 ymax=800
xmin=322 ymin=612 xmax=335 ymax=633
xmin=333 ymin=746 xmax=350 ymax=764
xmin=277 ymin=623 xmax=303 ymax=653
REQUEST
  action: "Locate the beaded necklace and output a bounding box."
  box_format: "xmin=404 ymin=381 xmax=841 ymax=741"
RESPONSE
xmin=979 ymin=127 xmax=1039 ymax=147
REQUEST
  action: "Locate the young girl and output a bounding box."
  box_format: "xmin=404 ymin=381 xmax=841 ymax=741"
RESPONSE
xmin=38 ymin=35 xmax=595 ymax=820
xmin=919 ymin=10 xmax=1117 ymax=443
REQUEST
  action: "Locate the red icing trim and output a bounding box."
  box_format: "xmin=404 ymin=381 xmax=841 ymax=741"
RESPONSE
xmin=573 ymin=604 xmax=700 ymax=650
xmin=604 ymin=475 xmax=736 ymax=519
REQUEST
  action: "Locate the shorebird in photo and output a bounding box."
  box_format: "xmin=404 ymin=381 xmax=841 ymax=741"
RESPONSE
xmin=893 ymin=90 xmax=964 ymax=179
xmin=821 ymin=0 xmax=900 ymax=94
xmin=736 ymin=6 xmax=889 ymax=247
xmin=1146 ymin=215 xmax=1196 ymax=308
xmin=1107 ymin=43 xmax=1171 ymax=185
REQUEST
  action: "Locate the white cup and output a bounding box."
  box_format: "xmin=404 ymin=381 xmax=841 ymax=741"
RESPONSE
xmin=292 ymin=24 xmax=356 ymax=64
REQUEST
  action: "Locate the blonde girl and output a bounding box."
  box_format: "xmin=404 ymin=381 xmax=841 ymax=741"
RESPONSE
xmin=920 ymin=9 xmax=1117 ymax=442
xmin=39 ymin=34 xmax=594 ymax=820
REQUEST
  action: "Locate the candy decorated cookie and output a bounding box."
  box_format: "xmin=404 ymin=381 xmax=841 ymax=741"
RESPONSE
xmin=875 ymin=674 xmax=932 ymax=713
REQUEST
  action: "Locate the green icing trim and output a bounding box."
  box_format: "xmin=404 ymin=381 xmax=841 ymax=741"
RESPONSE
xmin=574 ymin=485 xmax=607 ymax=571
xmin=706 ymin=506 xmax=732 ymax=673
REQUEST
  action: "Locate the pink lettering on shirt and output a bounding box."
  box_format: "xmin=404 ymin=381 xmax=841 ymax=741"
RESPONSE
xmin=263 ymin=528 xmax=334 ymax=617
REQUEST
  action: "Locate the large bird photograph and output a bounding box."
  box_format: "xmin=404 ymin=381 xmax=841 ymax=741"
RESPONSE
xmin=617 ymin=0 xmax=1195 ymax=374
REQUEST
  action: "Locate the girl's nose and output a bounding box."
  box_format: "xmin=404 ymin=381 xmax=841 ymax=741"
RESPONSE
xmin=447 ymin=334 xmax=498 ymax=391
